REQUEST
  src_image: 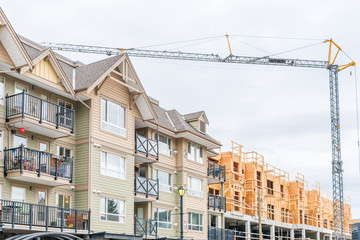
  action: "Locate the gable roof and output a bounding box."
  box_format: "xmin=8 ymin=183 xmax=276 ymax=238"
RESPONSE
xmin=150 ymin=102 xmax=220 ymax=146
xmin=0 ymin=8 xmax=32 ymax=68
xmin=183 ymin=111 xmax=209 ymax=124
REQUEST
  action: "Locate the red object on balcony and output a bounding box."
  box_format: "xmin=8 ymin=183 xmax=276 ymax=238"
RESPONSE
xmin=19 ymin=128 xmax=25 ymax=133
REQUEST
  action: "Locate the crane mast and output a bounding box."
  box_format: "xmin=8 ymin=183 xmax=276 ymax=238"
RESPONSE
xmin=41 ymin=40 xmax=355 ymax=240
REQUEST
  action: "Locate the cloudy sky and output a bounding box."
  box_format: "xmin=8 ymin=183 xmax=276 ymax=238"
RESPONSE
xmin=2 ymin=0 xmax=360 ymax=217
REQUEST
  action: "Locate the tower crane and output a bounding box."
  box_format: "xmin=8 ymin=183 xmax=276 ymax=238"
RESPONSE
xmin=41 ymin=37 xmax=355 ymax=240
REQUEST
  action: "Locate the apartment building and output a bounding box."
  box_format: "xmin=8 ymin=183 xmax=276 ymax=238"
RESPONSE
xmin=0 ymin=8 xmax=227 ymax=240
xmin=208 ymin=141 xmax=352 ymax=240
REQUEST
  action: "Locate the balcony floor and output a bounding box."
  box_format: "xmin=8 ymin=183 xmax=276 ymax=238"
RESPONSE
xmin=8 ymin=116 xmax=72 ymax=138
xmin=134 ymin=153 xmax=157 ymax=164
xmin=6 ymin=170 xmax=70 ymax=186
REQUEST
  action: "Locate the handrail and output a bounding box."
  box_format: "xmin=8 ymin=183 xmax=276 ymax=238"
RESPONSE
xmin=208 ymin=193 xmax=226 ymax=212
xmin=4 ymin=145 xmax=73 ymax=182
xmin=134 ymin=216 xmax=157 ymax=238
xmin=6 ymin=91 xmax=75 ymax=133
xmin=208 ymin=160 xmax=226 ymax=181
xmin=0 ymin=199 xmax=90 ymax=233
xmin=208 ymin=226 xmax=235 ymax=240
xmin=134 ymin=175 xmax=159 ymax=199
xmin=135 ymin=133 xmax=159 ymax=160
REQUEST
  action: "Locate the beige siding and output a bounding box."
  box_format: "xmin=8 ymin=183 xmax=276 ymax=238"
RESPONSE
xmin=0 ymin=41 xmax=14 ymax=66
xmin=32 ymin=59 xmax=60 ymax=85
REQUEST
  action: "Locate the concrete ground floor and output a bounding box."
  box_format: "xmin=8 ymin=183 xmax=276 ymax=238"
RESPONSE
xmin=223 ymin=211 xmax=351 ymax=240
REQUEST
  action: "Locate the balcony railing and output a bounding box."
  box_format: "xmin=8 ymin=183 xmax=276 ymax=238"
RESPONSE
xmin=208 ymin=226 xmax=235 ymax=240
xmin=135 ymin=133 xmax=159 ymax=160
xmin=208 ymin=194 xmax=226 ymax=212
xmin=0 ymin=199 xmax=90 ymax=233
xmin=6 ymin=91 xmax=75 ymax=133
xmin=4 ymin=145 xmax=73 ymax=182
xmin=134 ymin=216 xmax=157 ymax=238
xmin=208 ymin=160 xmax=226 ymax=181
xmin=134 ymin=175 xmax=159 ymax=199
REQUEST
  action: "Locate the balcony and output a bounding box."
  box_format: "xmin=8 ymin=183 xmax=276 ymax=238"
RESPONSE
xmin=134 ymin=217 xmax=157 ymax=238
xmin=4 ymin=145 xmax=73 ymax=186
xmin=6 ymin=91 xmax=75 ymax=138
xmin=134 ymin=133 xmax=158 ymax=163
xmin=208 ymin=227 xmax=235 ymax=240
xmin=207 ymin=160 xmax=226 ymax=184
xmin=0 ymin=199 xmax=90 ymax=234
xmin=134 ymin=176 xmax=159 ymax=201
xmin=208 ymin=194 xmax=226 ymax=212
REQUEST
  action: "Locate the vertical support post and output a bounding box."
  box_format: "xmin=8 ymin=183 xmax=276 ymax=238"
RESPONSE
xmin=245 ymin=221 xmax=251 ymax=240
xmin=156 ymin=178 xmax=159 ymax=200
xmin=329 ymin=65 xmax=345 ymax=240
xmin=146 ymin=178 xmax=149 ymax=198
xmin=5 ymin=94 xmax=9 ymax=122
xmin=38 ymin=151 xmax=41 ymax=177
xmin=75 ymin=209 xmax=78 ymax=233
xmin=70 ymin=158 xmax=74 ymax=183
xmin=134 ymin=175 xmax=137 ymax=196
xmin=146 ymin=138 xmax=149 ymax=157
xmin=258 ymin=188 xmax=263 ymax=240
xmin=56 ymin=105 xmax=60 ymax=129
xmin=29 ymin=204 xmax=33 ymax=230
xmin=71 ymin=109 xmax=75 ymax=134
xmin=45 ymin=206 xmax=49 ymax=231
xmin=11 ymin=201 xmax=15 ymax=229
xmin=301 ymin=229 xmax=306 ymax=240
xmin=88 ymin=209 xmax=91 ymax=234
xmin=145 ymin=218 xmax=148 ymax=238
xmin=54 ymin=155 xmax=58 ymax=180
xmin=20 ymin=144 xmax=24 ymax=174
xmin=156 ymin=139 xmax=159 ymax=160
xmin=39 ymin=98 xmax=43 ymax=124
xmin=4 ymin=147 xmax=7 ymax=177
xmin=21 ymin=90 xmax=25 ymax=118
xmin=61 ymin=208 xmax=64 ymax=232
xmin=317 ymin=231 xmax=321 ymax=240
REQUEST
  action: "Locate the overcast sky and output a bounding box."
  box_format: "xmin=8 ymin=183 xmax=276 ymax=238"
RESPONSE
xmin=2 ymin=0 xmax=360 ymax=218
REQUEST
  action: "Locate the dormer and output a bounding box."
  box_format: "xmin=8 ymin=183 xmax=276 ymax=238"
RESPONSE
xmin=183 ymin=111 xmax=209 ymax=134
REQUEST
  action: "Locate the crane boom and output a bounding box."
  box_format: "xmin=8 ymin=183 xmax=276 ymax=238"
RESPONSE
xmin=41 ymin=42 xmax=329 ymax=69
xmin=41 ymin=41 xmax=349 ymax=240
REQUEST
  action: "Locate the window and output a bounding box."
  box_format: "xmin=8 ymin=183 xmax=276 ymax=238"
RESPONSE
xmin=188 ymin=212 xmax=203 ymax=231
xmin=187 ymin=177 xmax=203 ymax=197
xmin=154 ymin=133 xmax=172 ymax=156
xmin=154 ymin=170 xmax=172 ymax=192
xmin=12 ymin=186 xmax=26 ymax=202
xmin=56 ymin=194 xmax=71 ymax=219
xmin=14 ymin=135 xmax=26 ymax=147
xmin=187 ymin=142 xmax=195 ymax=161
xmin=199 ymin=120 xmax=206 ymax=133
xmin=101 ymin=197 xmax=125 ymax=223
xmin=196 ymin=145 xmax=203 ymax=164
xmin=0 ymin=77 xmax=4 ymax=105
xmin=101 ymin=151 xmax=126 ymax=179
xmin=58 ymin=99 xmax=73 ymax=127
xmin=101 ymin=98 xmax=126 ymax=136
xmin=267 ymin=180 xmax=273 ymax=195
xmin=280 ymin=184 xmax=284 ymax=198
xmin=0 ymin=130 xmax=3 ymax=158
xmin=57 ymin=146 xmax=72 ymax=157
xmin=15 ymin=82 xmax=27 ymax=94
xmin=154 ymin=208 xmax=171 ymax=229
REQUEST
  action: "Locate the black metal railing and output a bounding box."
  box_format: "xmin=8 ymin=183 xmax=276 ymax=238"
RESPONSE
xmin=135 ymin=133 xmax=159 ymax=160
xmin=208 ymin=227 xmax=235 ymax=240
xmin=6 ymin=91 xmax=75 ymax=133
xmin=134 ymin=216 xmax=157 ymax=238
xmin=134 ymin=175 xmax=159 ymax=199
xmin=208 ymin=194 xmax=226 ymax=212
xmin=208 ymin=160 xmax=226 ymax=181
xmin=0 ymin=199 xmax=90 ymax=233
xmin=4 ymin=145 xmax=73 ymax=182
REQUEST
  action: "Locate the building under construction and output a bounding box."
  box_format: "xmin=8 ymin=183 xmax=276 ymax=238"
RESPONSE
xmin=208 ymin=141 xmax=353 ymax=240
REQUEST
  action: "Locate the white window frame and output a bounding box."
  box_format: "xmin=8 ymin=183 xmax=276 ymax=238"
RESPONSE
xmin=154 ymin=169 xmax=172 ymax=192
xmin=13 ymin=135 xmax=27 ymax=148
xmin=11 ymin=186 xmax=26 ymax=202
xmin=187 ymin=177 xmax=203 ymax=197
xmin=196 ymin=145 xmax=203 ymax=164
xmin=0 ymin=77 xmax=4 ymax=105
xmin=188 ymin=212 xmax=203 ymax=231
xmin=101 ymin=98 xmax=126 ymax=137
xmin=187 ymin=142 xmax=195 ymax=161
xmin=101 ymin=151 xmax=126 ymax=180
xmin=57 ymin=146 xmax=72 ymax=157
xmin=154 ymin=132 xmax=172 ymax=156
xmin=153 ymin=208 xmax=172 ymax=229
xmin=100 ymin=197 xmax=125 ymax=223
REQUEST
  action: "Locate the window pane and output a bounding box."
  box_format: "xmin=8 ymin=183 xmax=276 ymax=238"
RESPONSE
xmin=14 ymin=135 xmax=26 ymax=147
xmin=108 ymin=101 xmax=120 ymax=126
xmin=12 ymin=187 xmax=25 ymax=202
xmin=107 ymin=199 xmax=119 ymax=214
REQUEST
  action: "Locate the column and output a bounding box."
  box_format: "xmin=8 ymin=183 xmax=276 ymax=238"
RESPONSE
xmin=290 ymin=229 xmax=295 ymax=240
xmin=270 ymin=225 xmax=275 ymax=240
xmin=329 ymin=232 xmax=332 ymax=240
xmin=316 ymin=232 xmax=320 ymax=240
xmin=245 ymin=221 xmax=251 ymax=240
xmin=301 ymin=229 xmax=306 ymax=240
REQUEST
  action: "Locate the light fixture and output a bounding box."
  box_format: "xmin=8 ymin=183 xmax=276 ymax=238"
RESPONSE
xmin=178 ymin=186 xmax=185 ymax=197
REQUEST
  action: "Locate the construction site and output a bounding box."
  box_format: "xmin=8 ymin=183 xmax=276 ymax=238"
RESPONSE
xmin=208 ymin=141 xmax=353 ymax=240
